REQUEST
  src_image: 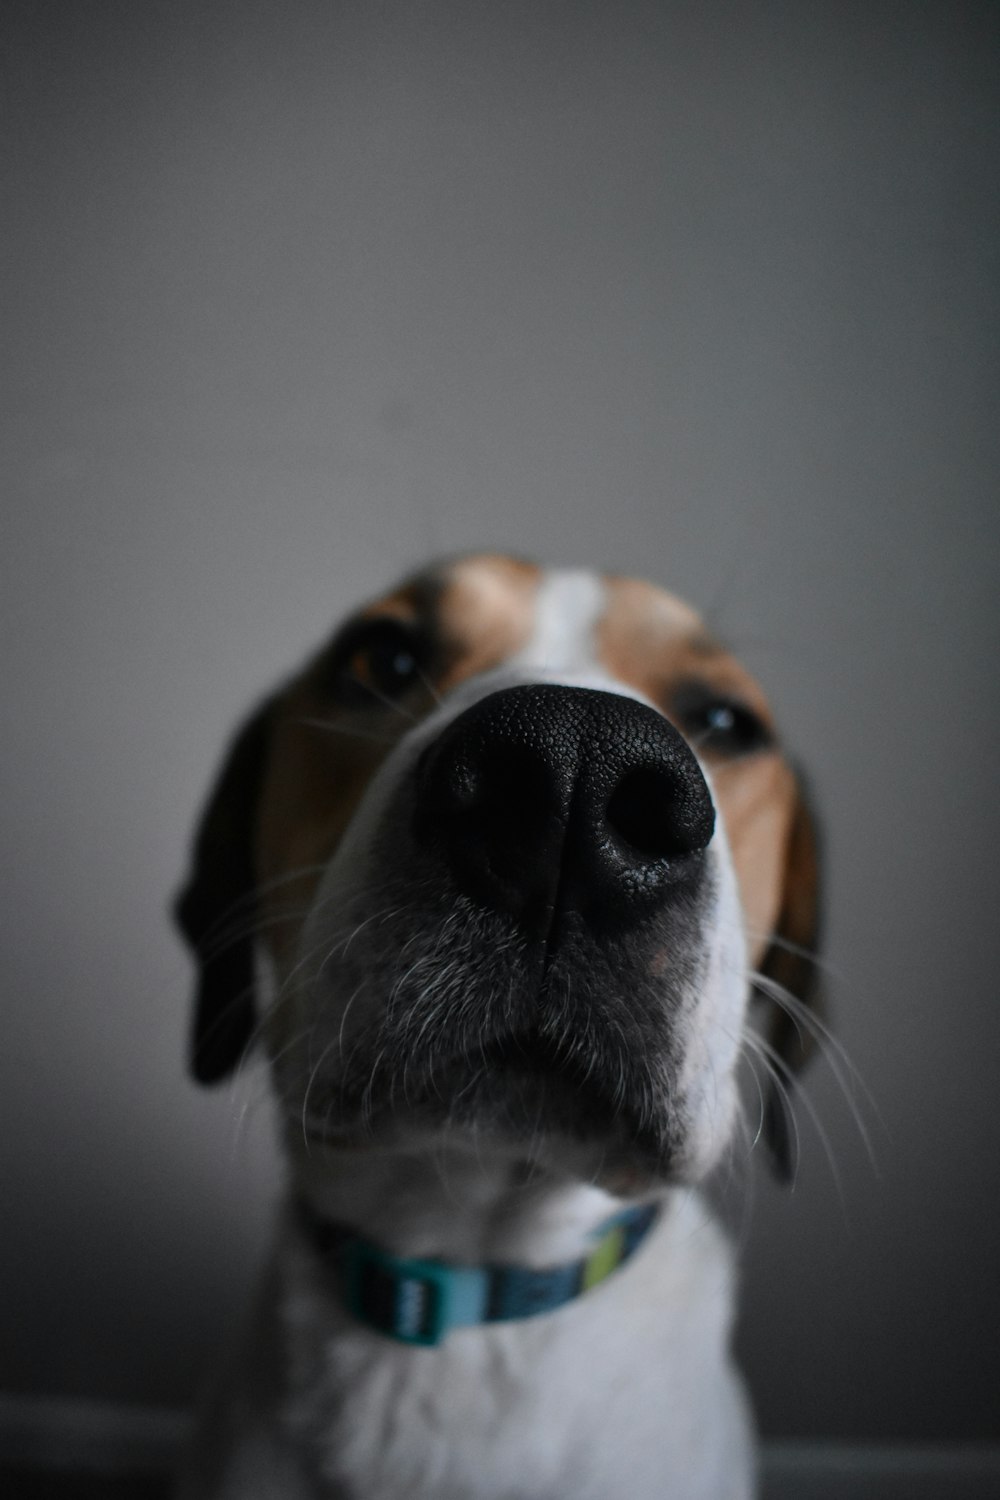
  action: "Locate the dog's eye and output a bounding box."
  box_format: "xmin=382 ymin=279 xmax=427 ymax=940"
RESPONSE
xmin=672 ymin=686 xmax=772 ymax=757
xmin=328 ymin=619 xmax=427 ymax=707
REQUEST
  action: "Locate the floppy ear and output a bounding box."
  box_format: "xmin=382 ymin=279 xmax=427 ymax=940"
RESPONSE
xmin=174 ymin=697 xmax=275 ymax=1084
xmin=757 ymin=775 xmax=824 ymax=1182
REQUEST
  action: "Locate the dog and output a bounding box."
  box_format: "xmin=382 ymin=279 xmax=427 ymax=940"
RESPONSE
xmin=175 ymin=553 xmax=821 ymax=1499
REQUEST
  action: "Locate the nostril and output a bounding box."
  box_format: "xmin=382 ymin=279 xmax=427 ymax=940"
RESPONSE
xmin=428 ymin=744 xmax=560 ymax=848
xmin=606 ymin=765 xmax=715 ymax=860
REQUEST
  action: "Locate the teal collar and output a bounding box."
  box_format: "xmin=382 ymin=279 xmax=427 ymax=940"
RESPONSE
xmin=298 ymin=1199 xmax=660 ymax=1347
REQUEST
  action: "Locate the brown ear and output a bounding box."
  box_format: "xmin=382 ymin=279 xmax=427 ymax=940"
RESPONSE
xmin=173 ymin=697 xmax=275 ymax=1084
xmin=757 ymin=774 xmax=824 ymax=1181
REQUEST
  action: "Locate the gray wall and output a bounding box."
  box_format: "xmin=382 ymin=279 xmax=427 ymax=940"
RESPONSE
xmin=4 ymin=0 xmax=998 ymax=1444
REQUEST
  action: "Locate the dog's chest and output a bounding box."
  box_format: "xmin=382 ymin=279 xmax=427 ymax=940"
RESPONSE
xmin=278 ymin=1197 xmax=753 ymax=1500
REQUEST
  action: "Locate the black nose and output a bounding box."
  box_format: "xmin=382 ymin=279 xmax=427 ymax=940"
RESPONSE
xmin=413 ymin=685 xmax=715 ymax=938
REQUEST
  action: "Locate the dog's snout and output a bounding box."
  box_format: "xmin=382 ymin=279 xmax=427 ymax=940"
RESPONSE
xmin=414 ymin=685 xmax=715 ymax=936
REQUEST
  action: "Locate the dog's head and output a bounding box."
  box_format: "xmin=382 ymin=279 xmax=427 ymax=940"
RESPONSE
xmin=176 ymin=555 xmax=820 ymax=1191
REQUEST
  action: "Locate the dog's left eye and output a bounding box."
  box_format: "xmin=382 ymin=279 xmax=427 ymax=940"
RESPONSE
xmin=672 ymin=686 xmax=773 ymax=757
xmin=329 ymin=619 xmax=427 ymax=707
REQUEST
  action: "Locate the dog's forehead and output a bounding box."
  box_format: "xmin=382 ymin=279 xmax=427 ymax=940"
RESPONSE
xmin=365 ymin=553 xmax=727 ymax=691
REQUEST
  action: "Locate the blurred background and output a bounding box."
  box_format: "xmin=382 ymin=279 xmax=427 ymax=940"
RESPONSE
xmin=3 ymin=0 xmax=999 ymax=1489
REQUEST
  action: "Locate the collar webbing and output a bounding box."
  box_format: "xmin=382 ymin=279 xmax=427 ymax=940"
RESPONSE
xmin=297 ymin=1199 xmax=660 ymax=1347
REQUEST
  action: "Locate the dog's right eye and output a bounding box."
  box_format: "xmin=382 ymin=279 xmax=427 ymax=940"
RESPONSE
xmin=328 ymin=619 xmax=427 ymax=708
xmin=671 ymin=683 xmax=773 ymax=758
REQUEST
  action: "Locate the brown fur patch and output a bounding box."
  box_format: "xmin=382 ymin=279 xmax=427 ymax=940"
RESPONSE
xmin=435 ymin=555 xmax=540 ymax=692
xmin=596 ymin=574 xmax=794 ymax=963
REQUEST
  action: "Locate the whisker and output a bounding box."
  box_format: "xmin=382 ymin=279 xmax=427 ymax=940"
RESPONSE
xmin=415 ymin=664 xmax=444 ymax=709
xmin=734 ymin=1034 xmax=768 ymax=1156
xmin=743 ymin=924 xmax=840 ymax=981
xmin=180 ymin=863 xmax=330 ymax=964
xmin=749 ymin=970 xmax=885 ymax=1169
xmin=301 ymin=1029 xmax=349 ymax=1152
xmin=343 ymin=675 xmax=420 ymax=722
xmin=742 ymin=1030 xmax=849 ymax=1215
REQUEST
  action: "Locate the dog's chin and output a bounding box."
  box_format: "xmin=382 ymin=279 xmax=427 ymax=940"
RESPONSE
xmin=299 ymin=1036 xmax=682 ymax=1187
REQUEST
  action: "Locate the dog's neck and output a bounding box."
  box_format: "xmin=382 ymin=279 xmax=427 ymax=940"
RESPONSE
xmin=288 ymin=1137 xmax=663 ymax=1268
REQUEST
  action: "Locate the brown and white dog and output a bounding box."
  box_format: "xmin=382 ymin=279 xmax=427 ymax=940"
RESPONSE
xmin=175 ymin=554 xmax=820 ymax=1499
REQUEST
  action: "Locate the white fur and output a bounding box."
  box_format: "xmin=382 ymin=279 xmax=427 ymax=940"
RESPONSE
xmin=184 ymin=1186 xmax=754 ymax=1500
xmin=513 ymin=567 xmax=607 ymax=674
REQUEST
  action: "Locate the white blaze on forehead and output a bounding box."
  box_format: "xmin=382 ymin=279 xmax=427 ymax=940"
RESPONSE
xmin=514 ymin=568 xmax=607 ymax=675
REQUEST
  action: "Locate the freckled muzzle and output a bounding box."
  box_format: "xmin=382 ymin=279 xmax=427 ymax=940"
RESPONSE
xmin=412 ymin=685 xmax=716 ymax=942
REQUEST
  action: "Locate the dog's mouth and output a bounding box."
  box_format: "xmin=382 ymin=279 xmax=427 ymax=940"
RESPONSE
xmin=297 ymin=1021 xmax=671 ymax=1170
xmin=461 ymin=1030 xmax=605 ymax=1094
xmin=287 ymin=868 xmax=697 ymax=1176
xmin=452 ymin=1031 xmax=651 ymax=1130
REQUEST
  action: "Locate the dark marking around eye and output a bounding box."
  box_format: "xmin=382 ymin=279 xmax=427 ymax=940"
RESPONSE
xmin=671 ymin=682 xmax=773 ymax=758
xmin=324 ymin=617 xmax=433 ymax=709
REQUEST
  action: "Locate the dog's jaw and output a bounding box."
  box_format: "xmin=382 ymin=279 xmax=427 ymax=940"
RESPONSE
xmin=287 ymin=1135 xmax=640 ymax=1267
